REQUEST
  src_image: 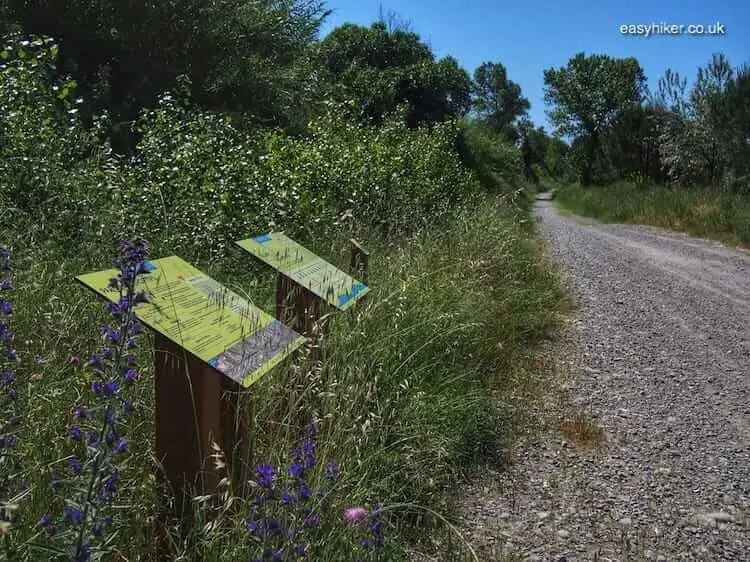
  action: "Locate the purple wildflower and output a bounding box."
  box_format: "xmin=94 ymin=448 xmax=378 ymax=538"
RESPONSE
xmin=256 ymin=464 xmax=275 ymax=488
xmin=115 ymin=439 xmax=128 ymax=454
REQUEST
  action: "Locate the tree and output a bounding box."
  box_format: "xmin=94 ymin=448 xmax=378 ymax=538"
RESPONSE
xmin=472 ymin=62 xmax=529 ymax=139
xmin=721 ymin=65 xmax=750 ymax=188
xmin=544 ymin=136 xmax=574 ymax=182
xmin=319 ymin=22 xmax=471 ymax=127
xmin=602 ymin=104 xmax=665 ymax=184
xmin=543 ymin=52 xmax=647 ymax=184
xmin=517 ymin=119 xmax=548 ymax=181
xmin=2 ymin=0 xmax=328 ymax=133
xmin=653 ymin=55 xmax=747 ymax=187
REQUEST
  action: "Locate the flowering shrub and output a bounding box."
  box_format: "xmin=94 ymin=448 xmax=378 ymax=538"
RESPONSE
xmin=0 ymin=245 xmax=20 ymax=534
xmin=121 ymin=96 xmax=482 ymax=262
xmin=38 ymin=240 xmax=149 ymax=560
xmin=0 ymin=35 xmax=113 ymax=245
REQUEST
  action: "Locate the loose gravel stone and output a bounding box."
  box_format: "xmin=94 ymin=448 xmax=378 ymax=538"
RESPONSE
xmin=446 ymin=201 xmax=750 ymax=561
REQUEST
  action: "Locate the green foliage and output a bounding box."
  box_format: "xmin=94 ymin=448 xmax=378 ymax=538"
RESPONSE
xmin=543 ymin=136 xmax=574 ymax=183
xmin=472 ymin=61 xmax=530 ymax=139
xmin=555 ymin=182 xmax=750 ymax=246
xmin=653 ymin=56 xmax=749 ymax=190
xmin=561 ymin=53 xmax=749 ymax=191
xmin=3 ymin=0 xmax=328 ymax=131
xmin=517 ymin=120 xmax=549 ymax=182
xmin=601 ymin=104 xmax=665 ymax=184
xmin=121 ymin=96 xmax=481 ymax=263
xmin=319 ymin=22 xmax=472 ymax=127
xmin=1 ymin=37 xmax=480 ymax=261
xmin=457 ymin=119 xmax=524 ymax=192
xmin=0 ymin=34 xmax=115 ymax=245
xmin=544 ymin=53 xmax=647 ymax=184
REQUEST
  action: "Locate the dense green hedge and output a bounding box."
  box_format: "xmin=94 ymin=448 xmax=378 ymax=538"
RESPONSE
xmin=1 ymin=37 xmax=484 ymax=261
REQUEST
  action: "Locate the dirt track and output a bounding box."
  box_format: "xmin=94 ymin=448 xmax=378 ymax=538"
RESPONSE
xmin=453 ymin=201 xmax=750 ymax=561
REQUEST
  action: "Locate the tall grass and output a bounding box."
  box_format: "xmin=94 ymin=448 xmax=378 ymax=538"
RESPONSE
xmin=1 ymin=35 xmax=567 ymax=560
xmin=1 ymin=195 xmax=566 ymax=560
xmin=555 ymin=182 xmax=750 ymax=246
xmin=183 ymin=196 xmax=566 ymax=560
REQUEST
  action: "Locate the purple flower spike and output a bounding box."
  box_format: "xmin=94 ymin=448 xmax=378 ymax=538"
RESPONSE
xmin=68 ymin=457 xmax=83 ymax=474
xmin=115 ymin=439 xmax=129 ymax=454
xmin=288 ymin=463 xmax=304 ymax=479
xmin=0 ymin=299 xmax=13 ymax=315
xmin=64 ymin=507 xmax=85 ymax=525
xmin=256 ymin=464 xmax=275 ymax=488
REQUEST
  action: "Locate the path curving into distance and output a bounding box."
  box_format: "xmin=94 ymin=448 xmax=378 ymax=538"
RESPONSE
xmin=453 ymin=198 xmax=750 ymax=561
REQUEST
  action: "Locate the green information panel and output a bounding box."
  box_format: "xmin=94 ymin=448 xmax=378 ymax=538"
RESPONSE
xmin=235 ymin=233 xmax=369 ymax=311
xmin=76 ymin=256 xmax=305 ymax=387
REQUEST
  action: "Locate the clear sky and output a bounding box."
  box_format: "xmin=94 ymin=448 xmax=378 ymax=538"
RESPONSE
xmin=319 ymin=0 xmax=749 ymax=131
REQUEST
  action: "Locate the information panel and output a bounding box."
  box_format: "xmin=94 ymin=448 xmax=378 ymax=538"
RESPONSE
xmin=235 ymin=233 xmax=369 ymax=311
xmin=76 ymin=256 xmax=305 ymax=387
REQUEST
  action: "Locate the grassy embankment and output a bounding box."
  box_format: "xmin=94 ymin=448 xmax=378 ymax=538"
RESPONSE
xmin=5 ymin=199 xmax=567 ymax=561
xmin=1 ymin=38 xmax=568 ymax=560
xmin=553 ymin=182 xmax=750 ymax=247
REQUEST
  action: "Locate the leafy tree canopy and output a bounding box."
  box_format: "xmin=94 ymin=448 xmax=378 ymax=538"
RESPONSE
xmin=2 ymin=0 xmax=328 ymax=131
xmin=319 ymin=21 xmax=472 ymax=126
xmin=544 ymin=52 xmax=647 ymax=183
xmin=472 ymin=61 xmax=530 ymax=138
xmin=544 ymin=52 xmax=647 ymax=138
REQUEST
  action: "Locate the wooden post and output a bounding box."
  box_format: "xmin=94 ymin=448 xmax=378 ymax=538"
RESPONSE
xmin=276 ymin=273 xmax=326 ymax=336
xmin=273 ymin=240 xmax=370 ymax=362
xmin=276 ymin=273 xmax=306 ymax=332
xmin=153 ymin=333 xmax=240 ymax=522
xmin=350 ymin=238 xmax=370 ymax=284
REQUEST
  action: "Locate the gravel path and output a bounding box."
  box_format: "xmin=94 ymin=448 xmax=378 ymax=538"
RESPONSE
xmin=452 ymin=201 xmax=750 ymax=561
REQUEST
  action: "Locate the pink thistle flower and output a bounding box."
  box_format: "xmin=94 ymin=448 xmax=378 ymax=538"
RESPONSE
xmin=343 ymin=506 xmax=368 ymax=523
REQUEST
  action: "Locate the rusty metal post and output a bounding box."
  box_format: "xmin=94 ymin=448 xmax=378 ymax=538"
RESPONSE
xmin=276 ymin=272 xmax=329 ymax=336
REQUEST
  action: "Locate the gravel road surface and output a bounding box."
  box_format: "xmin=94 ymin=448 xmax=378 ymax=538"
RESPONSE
xmin=452 ymin=200 xmax=750 ymax=561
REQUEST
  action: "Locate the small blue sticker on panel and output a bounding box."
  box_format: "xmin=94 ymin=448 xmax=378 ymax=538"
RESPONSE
xmin=351 ymin=283 xmax=367 ymax=296
xmin=254 ymin=234 xmax=272 ymax=243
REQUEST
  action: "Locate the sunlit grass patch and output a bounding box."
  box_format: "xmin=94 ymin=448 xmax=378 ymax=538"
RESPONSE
xmin=554 ymin=182 xmax=750 ymax=246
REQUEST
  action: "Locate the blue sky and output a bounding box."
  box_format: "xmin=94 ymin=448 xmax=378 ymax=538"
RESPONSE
xmin=319 ymin=0 xmax=749 ymax=131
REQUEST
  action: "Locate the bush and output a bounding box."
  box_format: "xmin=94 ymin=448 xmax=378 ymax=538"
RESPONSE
xmin=456 ymin=119 xmax=524 ymax=193
xmin=112 ymin=98 xmax=483 ymax=263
